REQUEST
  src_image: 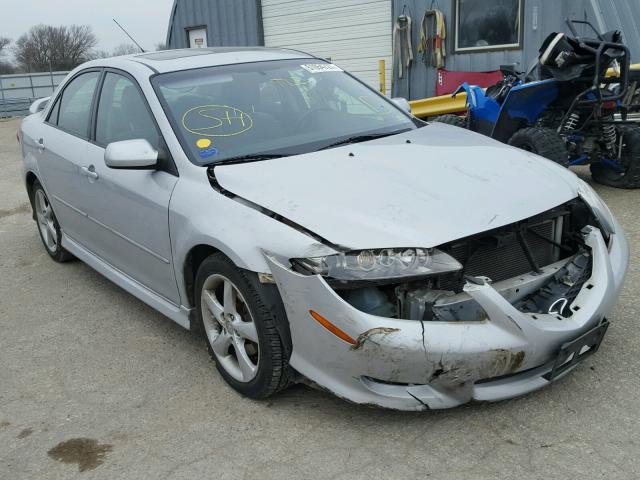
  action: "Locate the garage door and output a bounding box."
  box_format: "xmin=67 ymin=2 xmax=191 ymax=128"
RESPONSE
xmin=261 ymin=0 xmax=392 ymax=92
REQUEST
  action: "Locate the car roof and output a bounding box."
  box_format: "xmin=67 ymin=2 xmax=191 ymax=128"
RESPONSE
xmin=102 ymin=47 xmax=317 ymax=74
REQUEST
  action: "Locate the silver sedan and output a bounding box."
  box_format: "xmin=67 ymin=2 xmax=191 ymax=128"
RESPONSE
xmin=19 ymin=48 xmax=629 ymax=410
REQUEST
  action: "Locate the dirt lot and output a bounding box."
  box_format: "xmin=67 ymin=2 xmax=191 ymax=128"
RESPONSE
xmin=1 ymin=116 xmax=639 ymax=479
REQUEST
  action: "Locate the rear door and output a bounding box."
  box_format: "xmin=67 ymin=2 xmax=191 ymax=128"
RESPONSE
xmin=79 ymin=70 xmax=180 ymax=304
xmin=36 ymin=70 xmax=101 ymax=242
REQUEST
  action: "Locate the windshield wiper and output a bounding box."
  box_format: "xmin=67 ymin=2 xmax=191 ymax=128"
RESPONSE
xmin=207 ymin=153 xmax=292 ymax=166
xmin=319 ymin=129 xmax=412 ymax=151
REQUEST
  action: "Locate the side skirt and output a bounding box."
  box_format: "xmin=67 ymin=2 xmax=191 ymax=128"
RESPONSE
xmin=62 ymin=233 xmax=192 ymax=330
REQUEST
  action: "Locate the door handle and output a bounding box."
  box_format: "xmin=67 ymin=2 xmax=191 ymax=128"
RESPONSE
xmin=80 ymin=165 xmax=99 ymax=180
xmin=37 ymin=138 xmax=45 ymax=151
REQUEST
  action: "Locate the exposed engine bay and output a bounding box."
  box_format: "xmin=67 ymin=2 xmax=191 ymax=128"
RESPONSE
xmin=337 ymin=198 xmax=601 ymax=321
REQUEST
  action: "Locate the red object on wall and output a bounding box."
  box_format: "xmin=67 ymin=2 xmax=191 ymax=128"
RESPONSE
xmin=435 ymin=68 xmax=504 ymax=96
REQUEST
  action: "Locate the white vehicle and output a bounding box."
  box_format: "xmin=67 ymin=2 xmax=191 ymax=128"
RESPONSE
xmin=19 ymin=48 xmax=629 ymax=410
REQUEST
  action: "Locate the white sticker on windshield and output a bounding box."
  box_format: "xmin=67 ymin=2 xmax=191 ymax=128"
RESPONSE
xmin=301 ymin=63 xmax=343 ymax=73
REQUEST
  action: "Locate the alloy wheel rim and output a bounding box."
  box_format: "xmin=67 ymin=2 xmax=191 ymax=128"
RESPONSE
xmin=35 ymin=190 xmax=57 ymax=252
xmin=201 ymin=274 xmax=260 ymax=382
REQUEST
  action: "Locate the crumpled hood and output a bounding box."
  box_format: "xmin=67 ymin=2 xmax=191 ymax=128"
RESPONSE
xmin=214 ymin=123 xmax=579 ymax=249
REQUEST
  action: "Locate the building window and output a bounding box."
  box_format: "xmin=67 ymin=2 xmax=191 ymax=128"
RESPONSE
xmin=454 ymin=0 xmax=523 ymax=53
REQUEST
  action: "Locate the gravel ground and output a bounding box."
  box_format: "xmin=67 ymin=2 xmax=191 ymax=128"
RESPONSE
xmin=0 ymin=116 xmax=638 ymax=479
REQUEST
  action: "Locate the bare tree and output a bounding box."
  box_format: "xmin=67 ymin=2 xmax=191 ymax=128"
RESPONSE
xmin=89 ymin=49 xmax=112 ymax=60
xmin=14 ymin=24 xmax=97 ymax=72
xmin=0 ymin=37 xmax=15 ymax=74
xmin=111 ymin=43 xmax=140 ymax=56
xmin=90 ymin=43 xmax=141 ymax=60
xmin=155 ymin=42 xmax=167 ymax=51
xmin=0 ymin=37 xmax=10 ymax=56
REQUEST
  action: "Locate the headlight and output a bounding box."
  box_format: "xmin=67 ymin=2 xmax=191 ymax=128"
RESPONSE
xmin=577 ymin=179 xmax=616 ymax=235
xmin=292 ymin=248 xmax=463 ymax=282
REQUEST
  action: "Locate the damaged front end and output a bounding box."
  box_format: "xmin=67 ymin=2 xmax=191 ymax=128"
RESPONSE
xmin=266 ymin=198 xmax=628 ymax=410
xmin=325 ymin=198 xmax=597 ymax=325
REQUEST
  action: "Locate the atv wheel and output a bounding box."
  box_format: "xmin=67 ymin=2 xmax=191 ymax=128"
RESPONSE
xmin=433 ymin=114 xmax=467 ymax=129
xmin=590 ymin=126 xmax=640 ymax=189
xmin=508 ymin=127 xmax=569 ymax=166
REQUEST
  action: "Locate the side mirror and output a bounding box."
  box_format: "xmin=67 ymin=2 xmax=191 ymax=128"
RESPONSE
xmin=29 ymin=97 xmax=50 ymax=114
xmin=104 ymin=139 xmax=158 ymax=169
xmin=391 ymin=97 xmax=411 ymax=114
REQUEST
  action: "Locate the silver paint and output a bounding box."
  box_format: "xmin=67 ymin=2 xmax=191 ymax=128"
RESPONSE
xmin=19 ymin=49 xmax=630 ymax=410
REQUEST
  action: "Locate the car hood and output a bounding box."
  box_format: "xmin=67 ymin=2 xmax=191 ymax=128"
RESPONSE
xmin=213 ymin=123 xmax=579 ymax=249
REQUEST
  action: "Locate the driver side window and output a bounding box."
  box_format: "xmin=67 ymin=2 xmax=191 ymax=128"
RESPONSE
xmin=95 ymin=72 xmax=160 ymax=149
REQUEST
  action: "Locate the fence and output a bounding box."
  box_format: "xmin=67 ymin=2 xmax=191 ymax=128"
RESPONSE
xmin=0 ymin=71 xmax=69 ymax=118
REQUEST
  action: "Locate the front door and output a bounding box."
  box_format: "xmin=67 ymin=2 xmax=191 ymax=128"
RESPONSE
xmin=79 ymin=71 xmax=180 ymax=304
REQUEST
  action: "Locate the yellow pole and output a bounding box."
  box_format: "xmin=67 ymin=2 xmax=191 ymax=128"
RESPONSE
xmin=379 ymin=59 xmax=386 ymax=96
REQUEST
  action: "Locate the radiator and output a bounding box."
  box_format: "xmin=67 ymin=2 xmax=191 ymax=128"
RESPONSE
xmin=439 ymin=220 xmax=559 ymax=289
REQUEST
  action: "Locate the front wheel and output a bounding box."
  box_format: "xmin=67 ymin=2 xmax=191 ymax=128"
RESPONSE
xmin=508 ymin=127 xmax=569 ymax=166
xmin=195 ymin=253 xmax=292 ymax=399
xmin=590 ymin=126 xmax=640 ymax=189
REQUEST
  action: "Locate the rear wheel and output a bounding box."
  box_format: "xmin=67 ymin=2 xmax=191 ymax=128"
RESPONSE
xmin=195 ymin=253 xmax=292 ymax=399
xmin=432 ymin=114 xmax=467 ymax=129
xmin=32 ymin=181 xmax=74 ymax=263
xmin=508 ymin=127 xmax=569 ymax=166
xmin=590 ymin=126 xmax=640 ymax=189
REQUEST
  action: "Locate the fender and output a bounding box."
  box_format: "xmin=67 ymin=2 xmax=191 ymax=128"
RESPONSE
xmin=453 ymin=82 xmax=501 ymax=122
xmin=454 ymin=82 xmax=501 ymax=136
xmin=492 ymin=79 xmax=559 ymax=143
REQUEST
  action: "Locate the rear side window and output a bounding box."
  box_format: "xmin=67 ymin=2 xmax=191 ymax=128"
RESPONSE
xmin=95 ymin=72 xmax=160 ymax=148
xmin=54 ymin=71 xmax=100 ymax=138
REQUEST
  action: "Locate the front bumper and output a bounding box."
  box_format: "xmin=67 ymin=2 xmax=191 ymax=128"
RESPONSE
xmin=267 ymin=224 xmax=629 ymax=410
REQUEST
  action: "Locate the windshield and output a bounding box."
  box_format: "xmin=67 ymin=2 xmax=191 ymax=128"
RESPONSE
xmin=152 ymin=59 xmax=416 ymax=165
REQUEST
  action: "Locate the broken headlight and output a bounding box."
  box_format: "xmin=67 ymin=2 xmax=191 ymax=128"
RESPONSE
xmin=577 ymin=179 xmax=615 ymax=236
xmin=292 ymin=248 xmax=462 ymax=282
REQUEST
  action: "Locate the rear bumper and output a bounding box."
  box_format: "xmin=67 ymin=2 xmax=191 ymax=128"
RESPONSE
xmin=267 ymin=224 xmax=629 ymax=411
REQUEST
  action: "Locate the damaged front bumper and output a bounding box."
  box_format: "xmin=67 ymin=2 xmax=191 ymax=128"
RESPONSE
xmin=266 ymin=224 xmax=629 ymax=410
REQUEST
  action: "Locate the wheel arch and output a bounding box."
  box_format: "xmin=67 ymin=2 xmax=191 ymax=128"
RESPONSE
xmin=183 ymin=244 xmax=293 ymax=358
xmin=183 ymin=244 xmax=222 ymax=309
xmin=25 ymin=171 xmax=39 ymax=220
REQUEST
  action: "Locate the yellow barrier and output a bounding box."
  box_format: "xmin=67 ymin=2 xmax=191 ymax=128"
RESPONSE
xmin=409 ymin=92 xmax=468 ymax=118
xmin=605 ymin=63 xmax=640 ymax=77
xmin=410 ymin=64 xmax=640 ymax=119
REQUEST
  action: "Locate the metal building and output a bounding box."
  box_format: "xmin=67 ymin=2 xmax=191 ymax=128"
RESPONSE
xmin=166 ymin=0 xmax=393 ymax=88
xmin=392 ymin=0 xmax=640 ymax=99
xmin=166 ymin=0 xmax=640 ymax=100
xmin=165 ymin=0 xmax=264 ymax=49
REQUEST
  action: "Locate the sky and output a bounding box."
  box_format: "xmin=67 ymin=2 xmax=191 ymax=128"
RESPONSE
xmin=1 ymin=0 xmax=175 ymax=56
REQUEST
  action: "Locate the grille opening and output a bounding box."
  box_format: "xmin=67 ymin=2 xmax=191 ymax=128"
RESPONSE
xmin=435 ymin=198 xmax=596 ymax=293
xmin=337 ymin=198 xmax=599 ymax=321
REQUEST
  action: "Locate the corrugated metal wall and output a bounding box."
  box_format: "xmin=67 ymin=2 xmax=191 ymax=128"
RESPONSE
xmin=166 ymin=0 xmax=263 ymax=49
xmin=592 ymin=0 xmax=640 ymax=56
xmin=261 ymin=0 xmax=392 ymax=89
xmin=392 ymin=0 xmax=640 ymax=100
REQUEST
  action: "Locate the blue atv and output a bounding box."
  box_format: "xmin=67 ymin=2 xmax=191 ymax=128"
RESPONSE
xmin=435 ymin=20 xmax=640 ymax=189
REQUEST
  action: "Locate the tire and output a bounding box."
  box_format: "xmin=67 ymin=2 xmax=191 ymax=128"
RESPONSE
xmin=195 ymin=253 xmax=292 ymax=399
xmin=508 ymin=127 xmax=569 ymax=166
xmin=590 ymin=126 xmax=640 ymax=189
xmin=433 ymin=114 xmax=467 ymax=129
xmin=31 ymin=180 xmax=74 ymax=263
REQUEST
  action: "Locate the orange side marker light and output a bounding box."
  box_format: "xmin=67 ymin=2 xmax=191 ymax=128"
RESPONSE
xmin=309 ymin=310 xmax=356 ymax=345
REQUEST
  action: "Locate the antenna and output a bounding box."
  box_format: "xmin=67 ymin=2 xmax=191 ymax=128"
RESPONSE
xmin=112 ymin=18 xmax=146 ymax=53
